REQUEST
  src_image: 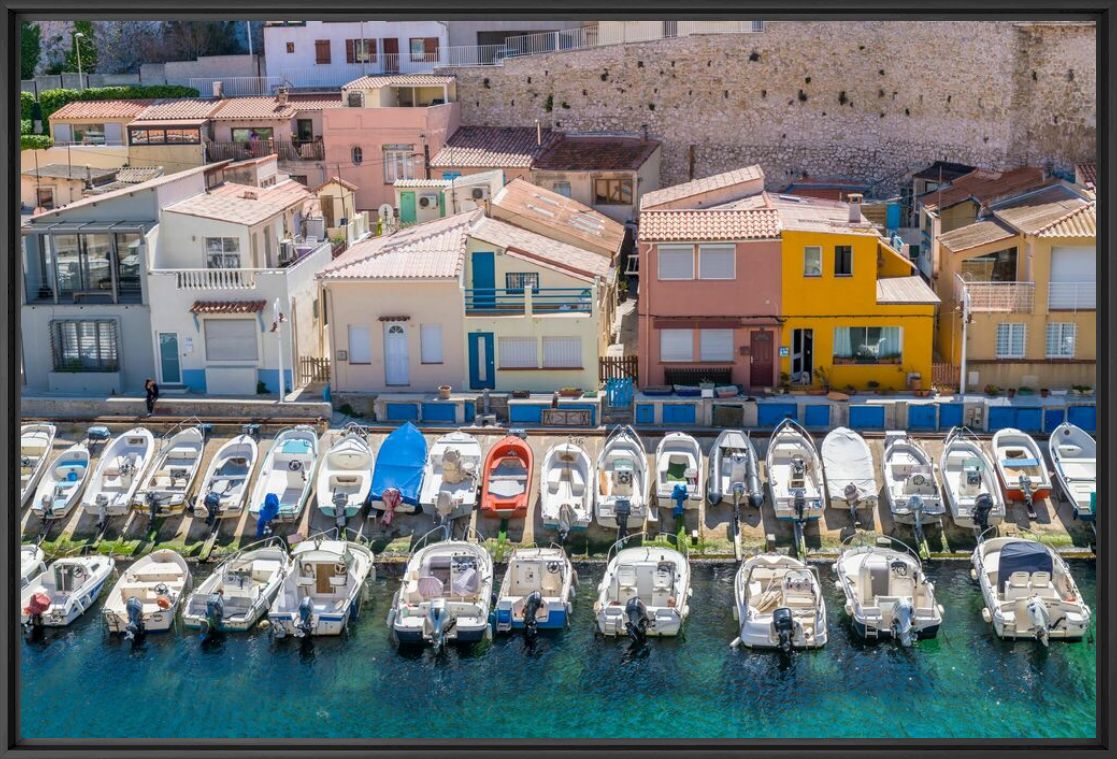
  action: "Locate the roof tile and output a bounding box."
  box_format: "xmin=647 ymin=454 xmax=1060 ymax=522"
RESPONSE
xmin=165 ymin=179 xmax=310 ymax=226
xmin=190 ymin=300 xmax=267 ymax=314
xmin=639 ymin=208 xmax=781 ymax=242
xmin=470 ymin=216 xmax=612 ymax=281
xmin=318 ymin=211 xmax=478 ymax=280
xmin=50 ymin=99 xmax=152 ymax=120
xmin=533 ymin=135 xmax=660 ymax=172
xmin=431 ymin=126 xmax=559 ymax=168
xmin=640 ymin=165 xmax=764 ymax=210
xmin=343 ymin=74 xmax=455 ymax=89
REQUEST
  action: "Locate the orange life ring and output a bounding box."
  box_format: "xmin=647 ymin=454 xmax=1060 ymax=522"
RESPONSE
xmin=156 ymin=597 xmax=172 ymax=610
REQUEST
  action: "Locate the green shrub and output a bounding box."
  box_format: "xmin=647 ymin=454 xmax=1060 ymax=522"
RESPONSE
xmin=39 ymin=84 xmax=200 ymax=122
xmin=21 ymin=91 xmax=35 ymax=121
xmin=21 ymin=134 xmax=52 ymax=150
xmin=20 ymin=119 xmax=31 ymax=135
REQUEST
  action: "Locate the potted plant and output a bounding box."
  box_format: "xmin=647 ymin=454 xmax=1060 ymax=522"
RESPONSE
xmin=559 ymin=386 xmax=582 ymax=398
xmin=617 ymin=279 xmax=629 ymax=304
xmin=984 ymin=384 xmax=1001 ymax=397
xmin=779 ymin=372 xmax=791 ymax=394
xmin=867 ymin=380 xmax=880 ymax=393
xmin=438 ymin=384 xmax=452 ymax=400
xmin=1040 ymin=387 xmax=1050 ymax=398
xmin=1017 ymin=386 xmax=1035 ymax=396
xmin=815 ymin=365 xmax=831 ymax=393
xmin=1007 ymin=387 xmax=1017 ymax=399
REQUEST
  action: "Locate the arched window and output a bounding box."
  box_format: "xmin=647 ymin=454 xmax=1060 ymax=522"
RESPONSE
xmin=352 ymin=146 xmax=363 ymax=165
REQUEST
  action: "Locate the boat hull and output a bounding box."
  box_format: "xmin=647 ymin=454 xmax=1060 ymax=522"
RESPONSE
xmin=850 ymin=617 xmax=940 ymax=641
xmin=269 ymin=602 xmax=359 ymax=638
xmin=738 ymin=620 xmax=828 ymax=650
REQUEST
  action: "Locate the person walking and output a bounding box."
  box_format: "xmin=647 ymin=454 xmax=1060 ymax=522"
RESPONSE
xmin=144 ymin=378 xmax=160 ymax=417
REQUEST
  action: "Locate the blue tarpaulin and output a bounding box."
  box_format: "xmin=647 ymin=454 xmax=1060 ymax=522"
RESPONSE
xmin=370 ymin=422 xmax=427 ymax=507
xmin=997 ymin=541 xmax=1053 ymax=592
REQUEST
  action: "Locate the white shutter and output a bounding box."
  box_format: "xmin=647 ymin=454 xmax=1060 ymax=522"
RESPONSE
xmin=347 ymin=325 xmax=371 ymax=364
xmin=204 ymin=318 xmax=258 ymax=361
xmin=53 ymin=124 xmax=72 ymax=144
xmin=699 ymin=329 xmax=734 ymax=361
xmin=698 ymin=245 xmax=735 ymax=280
xmin=995 ymin=323 xmax=1026 ymax=359
xmin=542 ymin=337 xmax=581 ymax=368
xmin=1049 ymin=247 xmax=1096 ymax=309
xmin=659 ymin=329 xmax=693 ymax=362
xmin=657 ymin=245 xmax=694 ymax=280
xmin=420 ymin=324 xmax=443 ymax=364
xmin=499 ymin=337 xmax=537 ymax=368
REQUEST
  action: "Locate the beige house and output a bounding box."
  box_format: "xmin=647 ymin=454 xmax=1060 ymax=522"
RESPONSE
xmin=20 ymin=164 xmax=117 ymax=211
xmin=48 ymin=99 xmax=151 ymax=146
xmin=126 ymin=98 xmax=224 ymax=169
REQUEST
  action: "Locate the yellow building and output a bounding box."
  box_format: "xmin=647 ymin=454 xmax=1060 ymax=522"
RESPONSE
xmin=777 ymin=194 xmax=939 ymax=392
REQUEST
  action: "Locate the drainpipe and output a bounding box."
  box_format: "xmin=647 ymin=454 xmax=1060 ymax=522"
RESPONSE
xmin=958 ymin=288 xmax=970 ymax=396
xmin=275 ymin=297 xmax=286 ymax=403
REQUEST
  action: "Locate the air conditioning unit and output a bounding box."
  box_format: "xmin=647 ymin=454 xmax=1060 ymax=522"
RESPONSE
xmin=278 ymin=240 xmax=297 ymax=265
xmin=470 ymin=187 xmax=487 ymax=200
xmin=418 ymin=192 xmax=438 ymax=209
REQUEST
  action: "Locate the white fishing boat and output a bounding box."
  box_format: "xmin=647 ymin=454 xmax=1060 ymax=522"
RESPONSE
xmin=653 ymin=432 xmax=704 ymax=515
xmin=540 ymin=441 xmax=594 ymax=536
xmin=388 ymin=533 xmax=494 ymax=650
xmin=1048 ymin=422 xmax=1096 ymax=521
xmin=20 ymin=423 xmax=57 ymax=508
xmin=22 ymin=555 xmax=115 ymax=629
xmin=30 ymin=443 xmax=92 ymax=520
xmin=821 ymin=427 xmax=879 ymax=521
xmin=835 ymin=535 xmax=943 ymax=646
xmin=992 ymin=427 xmax=1053 ymax=513
xmin=134 ymin=426 xmax=206 ymax=516
xmin=707 ymin=429 xmax=763 ymax=508
xmin=21 ymin=545 xmax=46 ymax=590
xmin=881 ymin=432 xmax=945 ymax=526
xmin=183 ymin=539 xmax=290 ymax=633
xmin=193 ymin=433 xmax=259 ymax=520
xmin=972 ymin=537 xmax=1091 ymax=645
xmin=595 ymin=425 xmax=649 ymax=529
xmin=494 ymin=546 xmax=576 ymax=635
xmin=732 ymin=553 xmax=827 ymax=651
xmin=268 ymin=536 xmax=374 ymax=638
xmin=766 ymin=419 xmax=825 ymax=522
xmin=316 ymin=425 xmax=374 ymax=523
xmin=419 ymin=431 xmax=481 ymax=524
xmin=81 ymin=427 xmax=157 ymax=518
xmin=940 ymin=427 xmax=1005 ymax=531
xmin=248 ymin=425 xmax=320 ymax=524
xmin=594 ymin=536 xmax=691 ymax=640
xmin=103 ymin=549 xmax=192 ymax=636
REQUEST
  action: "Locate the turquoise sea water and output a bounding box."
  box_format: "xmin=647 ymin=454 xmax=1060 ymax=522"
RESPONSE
xmin=20 ymin=560 xmax=1096 ymax=740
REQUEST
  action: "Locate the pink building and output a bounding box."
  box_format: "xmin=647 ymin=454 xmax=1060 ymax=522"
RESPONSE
xmin=636 ymin=166 xmax=783 ymax=390
xmin=322 ymin=74 xmax=461 ymax=211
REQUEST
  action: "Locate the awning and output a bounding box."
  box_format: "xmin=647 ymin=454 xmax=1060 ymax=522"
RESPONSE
xmin=378 ymin=315 xmax=411 ymax=322
xmin=21 ymin=221 xmax=155 ymax=235
xmin=190 ymin=300 xmax=267 ymax=314
xmin=131 ymin=118 xmax=208 ymax=128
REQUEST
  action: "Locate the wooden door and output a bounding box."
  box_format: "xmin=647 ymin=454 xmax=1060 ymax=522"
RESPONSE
xmin=750 ymin=330 xmax=774 ymax=387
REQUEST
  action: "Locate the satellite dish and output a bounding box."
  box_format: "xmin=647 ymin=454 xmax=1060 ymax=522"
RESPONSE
xmin=378 ymin=204 xmax=395 ymax=222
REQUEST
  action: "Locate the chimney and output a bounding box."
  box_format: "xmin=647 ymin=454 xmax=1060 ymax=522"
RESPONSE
xmin=847 ymin=192 xmax=863 ymax=223
xmin=212 ymin=81 xmax=224 ymax=98
xmin=535 ymin=119 xmax=541 ymax=146
xmin=276 ymin=86 xmax=289 ymax=106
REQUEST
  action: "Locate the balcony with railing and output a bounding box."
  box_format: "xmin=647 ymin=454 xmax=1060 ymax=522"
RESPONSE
xmin=206 ymin=138 xmax=324 ymax=164
xmin=1047 ymin=281 xmax=1096 ymax=311
xmin=152 ymin=239 xmax=333 ymax=292
xmin=954 ymin=274 xmax=1035 ymax=313
xmin=464 ymin=287 xmax=594 ymax=316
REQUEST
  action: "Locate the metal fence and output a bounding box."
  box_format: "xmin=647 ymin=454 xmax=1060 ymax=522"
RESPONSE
xmin=189 ymin=76 xmax=285 ymax=97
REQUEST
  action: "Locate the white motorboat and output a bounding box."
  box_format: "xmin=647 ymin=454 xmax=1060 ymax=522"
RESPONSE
xmin=193 ymin=433 xmax=260 ymax=520
xmin=30 ymin=443 xmax=92 ymax=520
xmin=595 ymin=426 xmax=649 ymax=530
xmin=835 ymin=535 xmax=943 ymax=646
xmin=134 ymin=426 xmax=206 ymax=516
xmin=419 ymin=431 xmax=481 ymax=524
xmin=21 ymin=545 xmax=46 ymax=590
xmin=103 ymin=549 xmax=192 ymax=636
xmin=540 ymin=441 xmax=594 ymax=537
xmin=594 ymin=536 xmax=691 ymax=640
xmin=268 ymin=536 xmax=374 ymax=637
xmin=881 ymin=432 xmax=945 ymax=528
xmin=249 ymin=425 xmax=320 ymax=524
xmin=494 ymin=547 xmax=576 ymax=635
xmin=183 ymin=539 xmax=290 ymax=633
xmin=20 ymin=423 xmax=57 ymax=508
xmin=940 ymin=427 xmax=1005 ymax=531
xmin=388 ymin=533 xmax=494 ymax=650
xmin=316 ymin=425 xmax=374 ymax=524
xmin=732 ymin=553 xmax=827 ymax=651
xmin=992 ymin=427 xmax=1053 ymax=514
xmin=766 ymin=419 xmax=825 ymax=523
xmin=654 ymin=432 xmax=704 ymax=516
xmin=972 ymin=537 xmax=1091 ymax=645
xmin=22 ymin=555 xmax=115 ymax=629
xmin=821 ymin=427 xmax=879 ymax=521
xmin=82 ymin=427 xmax=157 ymax=519
xmin=1048 ymin=422 xmax=1096 ymax=521
xmin=707 ymin=429 xmax=763 ymax=508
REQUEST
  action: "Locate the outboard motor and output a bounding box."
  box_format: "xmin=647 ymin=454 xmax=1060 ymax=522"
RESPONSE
xmin=124 ymin=596 xmax=145 ymax=640
xmin=295 ymin=595 xmax=315 ymax=638
xmin=615 ymin=498 xmax=632 ymax=544
xmin=973 ymin=493 xmax=994 ymax=535
xmin=557 ymin=503 xmax=575 ymax=544
xmin=1026 ymin=595 xmax=1051 ymax=647
xmin=427 ymin=598 xmax=456 ymax=653
xmin=671 ymin=483 xmax=688 ymax=519
xmin=772 ymin=606 xmax=796 ymax=655
xmin=203 ymin=491 xmax=221 ymax=527
xmin=256 ymin=493 xmax=280 ymax=539
xmin=1019 ymin=474 xmax=1036 ymax=519
xmin=204 ymin=592 xmax=225 ymax=635
xmin=892 ymin=598 xmax=915 ymax=647
xmin=23 ymin=593 xmax=51 ymax=634
xmin=332 ymin=490 xmax=349 ymax=533
xmin=95 ymin=495 xmax=109 ymax=533
xmin=522 ymin=590 xmax=544 ymax=640
xmin=624 ymin=596 xmax=649 ymax=646
xmin=793 ymin=489 xmax=807 ymax=524
xmin=910 ymin=495 xmax=926 ymax=547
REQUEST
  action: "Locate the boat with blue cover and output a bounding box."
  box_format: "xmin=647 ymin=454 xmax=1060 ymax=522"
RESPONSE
xmin=370 ymin=422 xmax=427 ymax=518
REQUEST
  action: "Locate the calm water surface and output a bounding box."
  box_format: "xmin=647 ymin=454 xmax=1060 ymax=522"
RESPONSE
xmin=21 ymin=560 xmax=1096 ymax=740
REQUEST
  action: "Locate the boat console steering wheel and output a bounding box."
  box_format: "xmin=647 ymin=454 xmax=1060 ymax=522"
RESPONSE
xmin=288 ymin=460 xmax=303 ymax=472
xmin=154 ymin=583 xmax=169 ymax=596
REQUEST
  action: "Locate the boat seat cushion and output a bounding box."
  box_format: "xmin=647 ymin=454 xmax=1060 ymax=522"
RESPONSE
xmin=417 ymin=576 xmax=443 ymax=600
xmin=1002 ymin=457 xmax=1039 ymax=468
xmin=489 ymin=479 xmax=525 ymax=498
xmin=451 ymin=567 xmax=478 ymax=596
xmin=250 ymin=559 xmax=282 ymax=583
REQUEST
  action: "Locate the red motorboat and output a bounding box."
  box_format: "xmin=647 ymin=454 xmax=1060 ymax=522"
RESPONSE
xmin=480 ymin=435 xmax=534 ymax=518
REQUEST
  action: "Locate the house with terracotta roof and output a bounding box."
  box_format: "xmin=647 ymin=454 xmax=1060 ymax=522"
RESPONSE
xmin=429 ymin=125 xmax=560 ymax=183
xmin=126 ymin=98 xmax=226 ymax=169
xmin=393 ymin=170 xmax=504 ymax=225
xmin=935 ymin=181 xmax=1096 ymax=390
xmin=48 ymin=99 xmax=151 ymax=146
xmin=20 ymin=164 xmax=118 ymax=211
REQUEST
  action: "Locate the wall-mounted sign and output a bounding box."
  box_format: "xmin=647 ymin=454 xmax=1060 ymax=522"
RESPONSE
xmin=337 ymin=350 xmax=349 ymax=362
xmin=779 ymin=346 xmax=790 ymax=358
xmin=182 ymin=337 xmax=193 ymax=354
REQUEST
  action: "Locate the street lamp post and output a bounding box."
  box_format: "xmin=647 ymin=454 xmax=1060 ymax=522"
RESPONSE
xmin=73 ymin=31 xmax=85 ymax=91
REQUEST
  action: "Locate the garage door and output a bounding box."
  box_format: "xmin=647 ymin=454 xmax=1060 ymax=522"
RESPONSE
xmin=203 ymin=318 xmax=259 ymax=394
xmin=1049 ymin=247 xmax=1096 ymax=309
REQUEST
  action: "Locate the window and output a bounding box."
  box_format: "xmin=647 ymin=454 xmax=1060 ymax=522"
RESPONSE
xmin=660 ymin=329 xmax=694 ymax=362
xmin=834 ymin=245 xmax=853 ymax=276
xmin=315 ymin=39 xmax=331 ymax=64
xmin=804 ymin=246 xmax=822 ymax=277
xmin=114 ymin=233 xmax=142 ymax=299
xmin=51 ymin=320 xmax=119 ymax=372
xmin=552 ymin=181 xmax=572 ymax=197
xmin=995 ymin=323 xmax=1027 ymax=359
xmin=52 ymin=234 xmax=113 ymax=301
xmin=543 ymin=337 xmax=581 ymax=369
xmin=1045 ymin=323 xmax=1076 ymax=358
xmin=128 ymin=126 xmax=200 ymax=145
xmin=699 ymin=329 xmax=734 ymax=362
xmin=347 ymin=92 xmax=364 ymax=108
xmin=204 ymin=318 xmax=258 ymax=361
xmin=657 ymin=245 xmax=694 ymax=280
xmin=505 ymin=272 xmax=540 ymax=293
xmin=346 ymin=38 xmax=377 ymax=63
xmin=593 ymin=177 xmax=633 ymax=206
xmin=833 ymin=327 xmax=903 ymax=363
xmin=383 ymin=145 xmax=414 ymax=183
xmin=286 ymin=42 xmax=295 ymax=54
xmin=961 ymin=248 xmax=1018 ymax=282
xmin=347 ymin=325 xmax=371 ymax=364
xmin=420 ymin=324 xmax=443 ymax=364
xmin=35 ymin=188 xmax=54 ymax=209
xmin=73 ymin=123 xmax=106 ymax=145
xmin=231 ymin=127 xmax=273 ymax=144
xmin=205 ymin=238 xmax=241 ymax=268
xmin=410 ymin=37 xmax=439 ymax=62
xmin=499 ymin=337 xmax=537 ymax=368
xmin=698 ymin=244 xmax=735 ymax=280
xmin=351 ymin=146 xmax=363 ymax=165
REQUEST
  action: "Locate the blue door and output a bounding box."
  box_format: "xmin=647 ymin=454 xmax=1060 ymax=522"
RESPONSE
xmin=468 ymin=332 xmax=495 ymax=390
xmin=849 ymin=404 xmax=886 ymax=431
xmin=158 ymin=333 xmax=181 ymax=384
xmin=1067 ymin=405 xmax=1097 ymax=433
xmin=471 ymin=251 xmax=496 ymax=309
xmin=907 ymin=404 xmax=937 ymax=431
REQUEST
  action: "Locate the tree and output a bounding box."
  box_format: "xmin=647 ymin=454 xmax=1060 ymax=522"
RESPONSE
xmin=20 ymin=21 xmax=41 ymax=79
xmin=159 ymin=21 xmax=241 ymax=62
xmin=95 ymin=21 xmax=161 ymax=74
xmin=63 ymin=21 xmax=97 ymax=74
